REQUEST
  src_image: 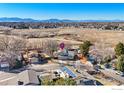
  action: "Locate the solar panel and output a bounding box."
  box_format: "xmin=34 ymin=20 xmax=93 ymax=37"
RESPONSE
xmin=61 ymin=67 xmax=77 ymax=78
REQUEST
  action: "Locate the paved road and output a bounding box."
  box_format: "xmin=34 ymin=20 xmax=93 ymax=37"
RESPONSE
xmin=0 ymin=71 xmax=17 ymax=85
xmin=28 ymin=63 xmax=61 ymax=72
xmin=80 ymin=70 xmax=95 ymax=80
xmin=0 ymin=71 xmax=17 ymax=81
xmin=100 ymin=69 xmax=124 ymax=84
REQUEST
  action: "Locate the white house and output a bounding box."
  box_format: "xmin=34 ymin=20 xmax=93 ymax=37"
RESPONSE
xmin=56 ymin=49 xmax=76 ymax=60
xmin=52 ymin=69 xmax=69 ymax=79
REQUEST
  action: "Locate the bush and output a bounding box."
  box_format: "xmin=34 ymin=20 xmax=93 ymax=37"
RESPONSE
xmin=79 ymin=41 xmax=92 ymax=56
xmin=115 ymin=42 xmax=124 ymax=56
xmin=13 ymin=59 xmax=23 ymax=69
xmin=116 ymin=55 xmax=124 ymax=72
xmin=41 ymin=78 xmax=76 ymax=85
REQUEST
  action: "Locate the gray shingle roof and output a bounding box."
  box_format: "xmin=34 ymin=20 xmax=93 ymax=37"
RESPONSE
xmin=18 ymin=70 xmax=39 ymax=85
xmin=0 ymin=70 xmax=40 ymax=85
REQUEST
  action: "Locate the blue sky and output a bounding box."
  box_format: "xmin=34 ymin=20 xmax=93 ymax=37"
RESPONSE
xmin=0 ymin=3 xmax=124 ymax=20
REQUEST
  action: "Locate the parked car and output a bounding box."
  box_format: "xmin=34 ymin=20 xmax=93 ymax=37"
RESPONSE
xmin=87 ymin=71 xmax=97 ymax=75
xmin=104 ymin=63 xmax=111 ymax=69
xmin=120 ymin=72 xmax=124 ymax=77
xmin=93 ymin=65 xmax=101 ymax=73
xmin=116 ymin=71 xmax=124 ymax=77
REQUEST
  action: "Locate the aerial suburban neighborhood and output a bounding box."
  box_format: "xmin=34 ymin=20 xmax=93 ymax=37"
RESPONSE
xmin=0 ymin=23 xmax=124 ymax=85
xmin=0 ymin=3 xmax=124 ymax=86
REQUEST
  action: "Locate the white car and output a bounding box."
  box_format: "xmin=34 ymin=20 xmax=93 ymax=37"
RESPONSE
xmin=116 ymin=71 xmax=124 ymax=77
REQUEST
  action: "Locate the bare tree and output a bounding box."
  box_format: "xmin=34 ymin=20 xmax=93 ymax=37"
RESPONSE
xmin=0 ymin=36 xmax=26 ymax=52
xmin=0 ymin=35 xmax=27 ymax=68
xmin=42 ymin=39 xmax=58 ymax=56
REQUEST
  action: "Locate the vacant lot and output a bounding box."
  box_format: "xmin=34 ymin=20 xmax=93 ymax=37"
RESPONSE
xmin=1 ymin=27 xmax=124 ymax=49
xmin=78 ymin=29 xmax=124 ymax=46
xmin=21 ymin=28 xmax=124 ymax=48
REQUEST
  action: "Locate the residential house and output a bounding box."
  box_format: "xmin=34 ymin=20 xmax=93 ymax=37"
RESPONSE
xmin=52 ymin=69 xmax=69 ymax=79
xmin=0 ymin=55 xmax=10 ymax=71
xmin=0 ymin=70 xmax=41 ymax=85
xmin=55 ymin=49 xmax=76 ymax=60
xmin=18 ymin=70 xmax=40 ymax=85
xmin=78 ymin=78 xmax=103 ymax=85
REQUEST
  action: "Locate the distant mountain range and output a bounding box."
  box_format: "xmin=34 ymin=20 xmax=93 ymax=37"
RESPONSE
xmin=0 ymin=17 xmax=124 ymax=22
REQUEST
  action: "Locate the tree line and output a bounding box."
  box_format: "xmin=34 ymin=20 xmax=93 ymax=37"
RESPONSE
xmin=0 ymin=22 xmax=124 ymax=30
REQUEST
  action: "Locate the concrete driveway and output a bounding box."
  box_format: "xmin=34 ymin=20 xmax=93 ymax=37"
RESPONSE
xmin=100 ymin=69 xmax=124 ymax=84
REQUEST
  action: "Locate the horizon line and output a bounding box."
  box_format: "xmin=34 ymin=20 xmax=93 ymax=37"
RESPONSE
xmin=0 ymin=17 xmax=124 ymax=21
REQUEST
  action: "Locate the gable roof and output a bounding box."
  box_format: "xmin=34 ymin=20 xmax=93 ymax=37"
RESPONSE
xmin=18 ymin=70 xmax=39 ymax=85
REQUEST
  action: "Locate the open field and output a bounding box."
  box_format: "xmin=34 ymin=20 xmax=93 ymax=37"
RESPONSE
xmin=11 ymin=28 xmax=124 ymax=48
xmin=1 ymin=27 xmax=124 ymax=49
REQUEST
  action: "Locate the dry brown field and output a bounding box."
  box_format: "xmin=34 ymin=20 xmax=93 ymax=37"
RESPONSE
xmin=1 ymin=27 xmax=124 ymax=49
